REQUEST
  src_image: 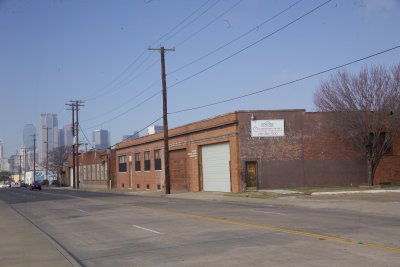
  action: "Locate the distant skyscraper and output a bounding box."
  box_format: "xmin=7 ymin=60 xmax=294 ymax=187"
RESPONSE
xmin=92 ymin=129 xmax=110 ymax=149
xmin=148 ymin=125 xmax=163 ymax=135
xmin=23 ymin=124 xmax=36 ymax=149
xmin=0 ymin=140 xmax=4 ymax=159
xmin=40 ymin=113 xmax=59 ymax=163
xmin=58 ymin=129 xmax=65 ymax=148
xmin=64 ymin=124 xmax=73 ymax=147
xmin=122 ymin=131 xmax=140 ymax=141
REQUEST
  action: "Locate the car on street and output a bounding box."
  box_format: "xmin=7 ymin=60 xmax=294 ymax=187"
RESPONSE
xmin=30 ymin=181 xmax=42 ymax=191
xmin=11 ymin=183 xmax=21 ymax=188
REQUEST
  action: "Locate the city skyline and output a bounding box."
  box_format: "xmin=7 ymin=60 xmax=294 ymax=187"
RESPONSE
xmin=40 ymin=113 xmax=58 ymax=163
xmin=1 ymin=0 xmax=400 ymax=157
xmin=92 ymin=129 xmax=111 ymax=150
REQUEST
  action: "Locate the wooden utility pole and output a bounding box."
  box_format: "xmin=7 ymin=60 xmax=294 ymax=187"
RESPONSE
xmin=75 ymin=100 xmax=84 ymax=189
xmin=19 ymin=154 xmax=22 ymax=182
xmin=42 ymin=127 xmax=50 ymax=181
xmin=23 ymin=148 xmax=27 ymax=183
xmin=148 ymin=46 xmax=175 ymax=194
xmin=66 ymin=102 xmax=75 ymax=188
xmin=31 ymin=134 xmax=36 ymax=183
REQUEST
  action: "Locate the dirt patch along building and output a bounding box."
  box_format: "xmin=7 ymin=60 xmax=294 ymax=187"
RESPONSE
xmin=115 ymin=110 xmax=400 ymax=193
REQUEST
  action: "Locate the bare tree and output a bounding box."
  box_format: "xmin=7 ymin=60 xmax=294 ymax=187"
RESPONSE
xmin=314 ymin=64 xmax=400 ymax=186
xmin=48 ymin=146 xmax=70 ymax=186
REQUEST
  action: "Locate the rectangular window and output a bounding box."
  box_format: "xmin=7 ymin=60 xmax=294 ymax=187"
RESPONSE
xmin=105 ymin=163 xmax=108 ymax=180
xmin=97 ymin=164 xmax=101 ymax=180
xmin=135 ymin=153 xmax=141 ymax=171
xmin=118 ymin=155 xmax=127 ymax=172
xmin=144 ymin=151 xmax=151 ymax=171
xmin=92 ymin=164 xmax=96 ymax=180
xmin=154 ymin=149 xmax=162 ymax=170
xmin=83 ymin=166 xmax=86 ymax=180
xmin=380 ymin=132 xmax=393 ymax=155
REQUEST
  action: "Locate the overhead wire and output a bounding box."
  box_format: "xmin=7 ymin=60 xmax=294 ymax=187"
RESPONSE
xmin=151 ymin=0 xmax=212 ymax=46
xmin=81 ymin=1 xmax=228 ymax=124
xmin=79 ymin=124 xmax=95 ymax=150
xmin=168 ymin=0 xmax=304 ymax=75
xmin=82 ymin=0 xmax=213 ymax=102
xmin=85 ymin=51 xmax=157 ymax=101
xmin=162 ymin=0 xmax=222 ymax=45
xmin=82 ymin=0 xmax=243 ymax=123
xmin=168 ymin=0 xmax=332 ymax=89
xmin=80 ymin=0 xmax=324 ymax=128
xmin=83 ymin=49 xmax=149 ymax=101
xmin=82 ymin=77 xmax=161 ymax=123
xmin=168 ymin=45 xmax=400 ymax=114
xmin=173 ymin=0 xmax=243 ymax=48
xmin=84 ymin=90 xmax=162 ymax=130
xmin=110 ymin=115 xmax=163 ymax=147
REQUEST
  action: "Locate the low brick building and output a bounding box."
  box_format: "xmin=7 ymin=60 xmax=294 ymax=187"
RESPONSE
xmin=115 ymin=110 xmax=400 ymax=192
xmin=68 ymin=149 xmax=116 ymax=189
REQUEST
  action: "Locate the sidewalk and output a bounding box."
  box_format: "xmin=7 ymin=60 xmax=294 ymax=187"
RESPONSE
xmin=0 ymin=201 xmax=77 ymax=267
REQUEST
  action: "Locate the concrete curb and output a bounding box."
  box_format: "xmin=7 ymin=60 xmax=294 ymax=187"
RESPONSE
xmin=11 ymin=206 xmax=83 ymax=267
xmin=311 ymin=189 xmax=400 ymax=196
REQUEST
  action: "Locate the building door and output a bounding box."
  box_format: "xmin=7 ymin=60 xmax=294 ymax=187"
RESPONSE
xmin=170 ymin=149 xmax=188 ymax=192
xmin=129 ymin=162 xmax=133 ymax=189
xmin=245 ymin=162 xmax=258 ymax=191
xmin=202 ymin=142 xmax=231 ymax=192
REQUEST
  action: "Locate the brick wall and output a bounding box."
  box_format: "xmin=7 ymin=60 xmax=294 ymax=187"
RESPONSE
xmin=238 ymin=110 xmax=368 ymax=189
xmin=115 ymin=110 xmax=399 ymax=191
xmin=302 ymin=112 xmax=367 ymax=186
xmin=238 ymin=110 xmax=305 ymax=188
xmin=375 ymin=134 xmax=400 ymax=185
xmin=116 ymin=113 xmax=241 ymax=192
xmin=68 ymin=149 xmax=116 ymax=189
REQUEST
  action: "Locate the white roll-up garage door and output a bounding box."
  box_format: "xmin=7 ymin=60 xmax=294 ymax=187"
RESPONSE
xmin=202 ymin=142 xmax=231 ymax=192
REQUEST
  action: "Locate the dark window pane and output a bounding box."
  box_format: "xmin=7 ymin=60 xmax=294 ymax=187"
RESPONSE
xmin=145 ymin=160 xmax=151 ymax=171
xmin=135 ymin=161 xmax=141 ymax=171
xmin=119 ymin=163 xmax=127 ymax=172
xmin=155 ymin=158 xmax=162 ymax=170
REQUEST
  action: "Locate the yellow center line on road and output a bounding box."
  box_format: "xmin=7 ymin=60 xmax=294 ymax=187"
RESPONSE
xmin=126 ymin=204 xmax=400 ymax=255
xmin=39 ymin=190 xmax=400 ymax=254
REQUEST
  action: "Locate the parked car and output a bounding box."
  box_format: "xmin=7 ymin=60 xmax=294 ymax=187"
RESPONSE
xmin=11 ymin=183 xmax=21 ymax=188
xmin=20 ymin=182 xmax=28 ymax=188
xmin=30 ymin=181 xmax=42 ymax=191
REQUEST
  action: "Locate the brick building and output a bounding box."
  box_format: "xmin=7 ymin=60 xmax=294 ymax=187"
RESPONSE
xmin=115 ymin=110 xmax=400 ymax=192
xmin=68 ymin=149 xmax=116 ymax=189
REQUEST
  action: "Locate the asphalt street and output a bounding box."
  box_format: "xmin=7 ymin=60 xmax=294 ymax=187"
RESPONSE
xmin=0 ymin=187 xmax=399 ymax=266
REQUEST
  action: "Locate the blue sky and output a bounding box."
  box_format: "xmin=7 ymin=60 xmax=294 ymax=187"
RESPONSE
xmin=1 ymin=0 xmax=399 ymax=157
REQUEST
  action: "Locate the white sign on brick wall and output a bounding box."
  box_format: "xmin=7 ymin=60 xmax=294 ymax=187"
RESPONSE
xmin=251 ymin=120 xmax=284 ymax=137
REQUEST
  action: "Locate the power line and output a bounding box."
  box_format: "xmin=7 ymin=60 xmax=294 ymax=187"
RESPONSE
xmin=80 ymin=0 xmax=315 ymax=127
xmin=79 ymin=125 xmax=95 ymax=150
xmin=84 ymin=90 xmax=162 ymax=130
xmin=83 ymin=49 xmax=150 ymax=101
xmin=81 ymin=1 xmax=236 ymax=123
xmin=82 ymin=77 xmax=161 ymax=123
xmin=168 ymin=0 xmax=331 ymax=89
xmin=168 ymin=0 xmax=304 ymax=75
xmin=169 ymin=45 xmax=400 ymax=115
xmin=85 ymin=51 xmax=157 ymax=101
xmin=162 ymin=0 xmax=221 ymax=45
xmin=173 ymin=0 xmax=243 ymax=48
xmin=81 ymin=0 xmax=212 ymax=102
xmin=151 ymin=0 xmax=212 ymax=46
